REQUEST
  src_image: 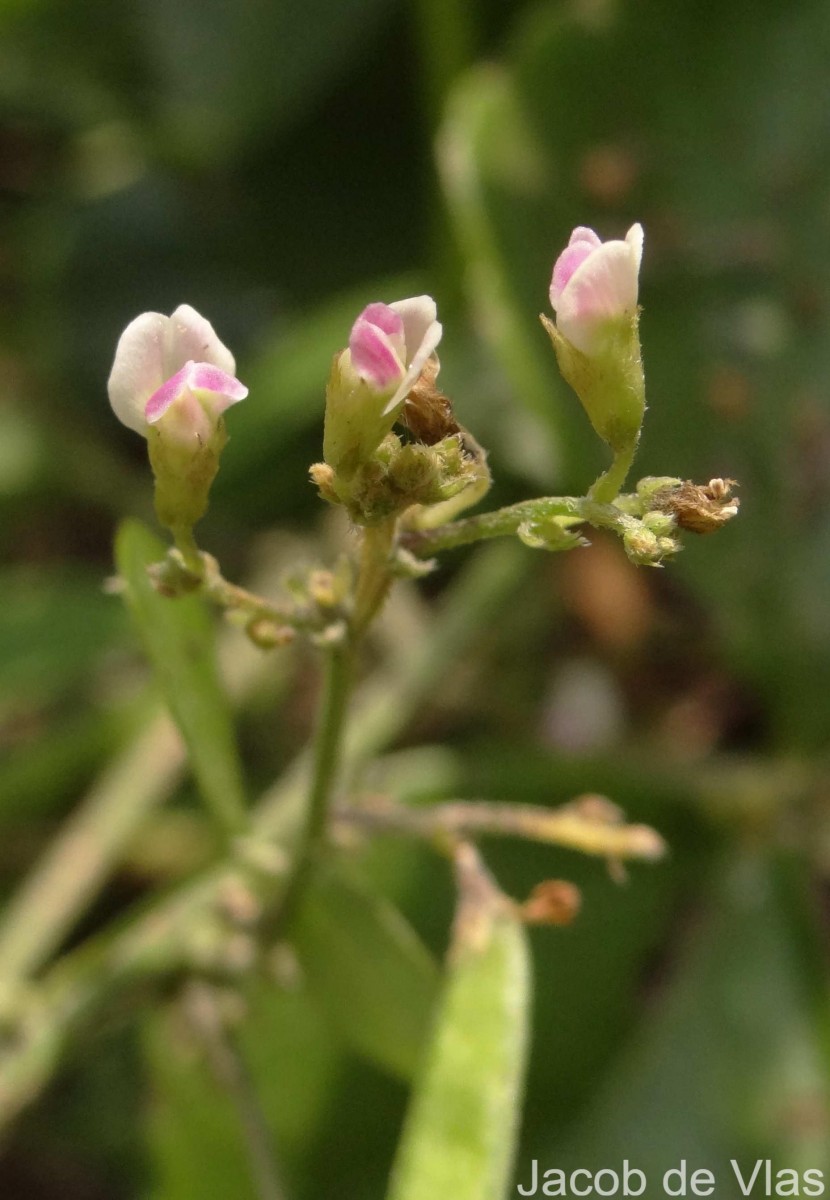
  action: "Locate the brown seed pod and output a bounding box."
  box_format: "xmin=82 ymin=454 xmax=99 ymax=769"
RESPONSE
xmin=653 ymin=478 xmax=740 ymax=534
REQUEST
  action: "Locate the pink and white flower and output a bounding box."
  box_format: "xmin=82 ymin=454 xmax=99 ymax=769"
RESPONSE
xmin=347 ymin=295 xmax=442 ymax=417
xmin=107 ymin=305 xmax=247 ymax=442
xmin=549 ymin=224 xmax=643 ymax=355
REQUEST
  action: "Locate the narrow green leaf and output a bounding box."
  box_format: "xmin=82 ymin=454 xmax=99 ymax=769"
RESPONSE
xmin=144 ymin=981 xmax=342 ymax=1200
xmin=0 ymin=566 xmax=126 ymax=710
xmin=292 ymin=859 xmax=440 ymax=1081
xmin=388 ymin=860 xmax=531 ymax=1200
xmin=553 ymin=851 xmax=830 ymax=1179
xmin=437 ymin=66 xmax=565 ymax=470
xmin=114 ymin=518 xmax=246 ymax=833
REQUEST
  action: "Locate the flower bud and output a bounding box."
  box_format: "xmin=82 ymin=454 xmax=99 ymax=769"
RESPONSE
xmin=107 ymin=305 xmax=247 ymax=532
xmin=622 ymin=525 xmax=679 ymax=566
xmin=323 ymin=296 xmax=442 ymax=476
xmin=541 ymin=224 xmax=645 ymax=454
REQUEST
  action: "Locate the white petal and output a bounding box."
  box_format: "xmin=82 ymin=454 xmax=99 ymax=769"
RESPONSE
xmin=107 ymin=311 xmax=168 ymax=435
xmin=381 ymin=319 xmax=443 ymax=416
xmin=557 ymin=240 xmax=640 ymax=354
xmin=625 ymin=223 xmax=644 ymax=273
xmin=164 ymin=304 xmax=236 ymax=378
xmin=388 ymin=295 xmax=438 ymax=363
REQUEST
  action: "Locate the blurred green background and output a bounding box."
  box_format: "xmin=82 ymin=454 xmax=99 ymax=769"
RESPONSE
xmin=2 ymin=0 xmax=830 ymax=1196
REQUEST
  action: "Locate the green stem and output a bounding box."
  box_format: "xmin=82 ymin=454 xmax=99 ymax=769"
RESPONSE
xmin=279 ymin=519 xmax=398 ymax=923
xmin=201 ymin=565 xmax=307 ymax=632
xmin=173 ymin=525 xmax=203 ymax=575
xmin=306 ymin=645 xmax=353 ymax=850
xmin=588 ymin=442 xmax=637 ymax=505
xmin=352 ymin=518 xmax=397 ymax=635
xmin=336 ymin=798 xmax=666 ymax=862
xmin=400 ymin=495 xmax=635 ymax=557
xmin=270 ymin=643 xmax=353 ymax=933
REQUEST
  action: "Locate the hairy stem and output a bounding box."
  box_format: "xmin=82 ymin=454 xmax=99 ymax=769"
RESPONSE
xmin=172 ymin=525 xmax=203 ymax=575
xmin=352 ymin=518 xmax=397 ymax=635
xmin=399 ymin=494 xmax=637 ymax=557
xmin=303 ymin=645 xmax=353 ymax=851
xmin=588 ymin=442 xmax=638 ymax=505
xmin=279 ymin=517 xmax=397 ymax=924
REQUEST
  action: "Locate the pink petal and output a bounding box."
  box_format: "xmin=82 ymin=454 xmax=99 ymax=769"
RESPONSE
xmin=144 ymin=363 xmax=191 ymax=423
xmin=568 ymin=226 xmax=602 ymax=249
xmin=108 ymin=306 xmax=239 ymax=436
xmin=555 ymin=240 xmax=640 ymax=354
xmin=152 ymin=388 xmax=213 ymax=446
xmin=349 ymin=319 xmax=405 ymax=390
xmin=188 ymin=362 xmax=248 ymax=405
xmin=145 ymin=360 xmax=248 ymax=424
xmin=550 ymin=242 xmax=597 ymax=307
xmin=357 ymin=302 xmax=404 ymax=338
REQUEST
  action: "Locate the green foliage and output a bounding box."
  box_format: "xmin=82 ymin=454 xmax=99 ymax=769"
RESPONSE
xmin=144 ymin=983 xmax=342 ymax=1200
xmin=291 ymin=859 xmax=440 ymax=1081
xmin=556 ymin=852 xmax=830 ymax=1179
xmin=115 ymin=519 xmax=246 ymax=831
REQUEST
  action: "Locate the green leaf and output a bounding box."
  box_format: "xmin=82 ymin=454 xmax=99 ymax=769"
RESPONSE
xmin=138 ymin=0 xmax=392 ymax=164
xmin=144 ymin=981 xmax=342 ymax=1200
xmin=437 ymin=66 xmax=564 ymax=479
xmin=554 ymin=851 xmax=830 ymax=1178
xmin=388 ymin=871 xmax=531 ymax=1200
xmin=114 ymin=518 xmax=246 ymax=833
xmin=291 ymin=858 xmax=440 ymax=1081
xmin=0 ymin=567 xmax=126 ymax=712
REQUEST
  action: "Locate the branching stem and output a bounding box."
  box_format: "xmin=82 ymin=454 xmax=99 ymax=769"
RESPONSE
xmin=400 ymin=494 xmax=640 ymax=557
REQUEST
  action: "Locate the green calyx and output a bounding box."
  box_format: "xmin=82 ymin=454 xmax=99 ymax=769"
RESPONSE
xmin=148 ymin=417 xmax=228 ymax=535
xmin=540 ymin=313 xmax=645 ymax=455
xmin=322 ymin=352 xmax=402 ymax=478
xmin=311 ymin=432 xmax=483 ymax=526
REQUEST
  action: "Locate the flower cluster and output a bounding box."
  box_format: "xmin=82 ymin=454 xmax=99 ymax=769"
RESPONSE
xmin=107 ymin=222 xmax=651 ymax=538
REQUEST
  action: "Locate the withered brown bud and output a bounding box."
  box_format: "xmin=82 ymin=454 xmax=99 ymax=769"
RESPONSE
xmin=652 ymin=478 xmax=740 ymax=534
xmin=401 ymin=358 xmax=461 ymax=445
xmin=519 ymin=879 xmax=582 ymax=927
